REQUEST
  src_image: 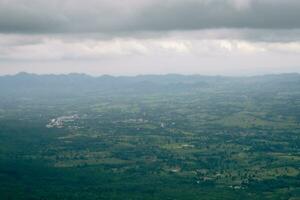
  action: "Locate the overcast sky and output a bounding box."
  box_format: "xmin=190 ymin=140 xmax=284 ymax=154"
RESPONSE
xmin=0 ymin=0 xmax=300 ymax=76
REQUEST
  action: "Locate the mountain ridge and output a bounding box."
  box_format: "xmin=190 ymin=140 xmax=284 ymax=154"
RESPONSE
xmin=1 ymin=72 xmax=300 ymax=99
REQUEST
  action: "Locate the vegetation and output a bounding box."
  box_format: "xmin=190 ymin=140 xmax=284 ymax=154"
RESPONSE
xmin=0 ymin=73 xmax=299 ymax=199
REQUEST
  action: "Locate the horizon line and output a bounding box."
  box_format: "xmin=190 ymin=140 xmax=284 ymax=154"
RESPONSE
xmin=1 ymin=71 xmax=300 ymax=78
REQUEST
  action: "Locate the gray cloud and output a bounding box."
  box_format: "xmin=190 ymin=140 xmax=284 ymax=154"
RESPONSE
xmin=136 ymin=0 xmax=300 ymax=30
xmin=0 ymin=0 xmax=300 ymax=76
xmin=1 ymin=0 xmax=300 ymax=34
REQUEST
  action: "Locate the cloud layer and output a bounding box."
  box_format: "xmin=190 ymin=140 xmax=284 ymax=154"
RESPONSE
xmin=0 ymin=0 xmax=299 ymax=75
xmin=1 ymin=0 xmax=300 ymax=34
xmin=2 ymin=34 xmax=300 ymax=61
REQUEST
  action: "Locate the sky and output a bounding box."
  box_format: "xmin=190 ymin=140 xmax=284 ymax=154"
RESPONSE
xmin=0 ymin=0 xmax=300 ymax=76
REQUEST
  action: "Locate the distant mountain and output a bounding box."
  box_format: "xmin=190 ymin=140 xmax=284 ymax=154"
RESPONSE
xmin=0 ymin=72 xmax=299 ymax=99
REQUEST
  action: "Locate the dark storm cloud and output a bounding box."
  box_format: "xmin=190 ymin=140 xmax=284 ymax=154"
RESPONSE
xmin=0 ymin=0 xmax=300 ymax=34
